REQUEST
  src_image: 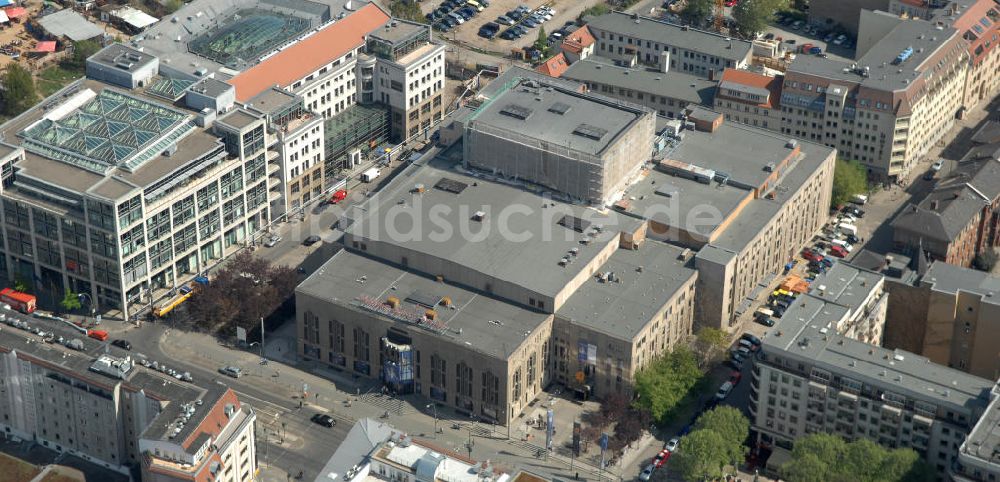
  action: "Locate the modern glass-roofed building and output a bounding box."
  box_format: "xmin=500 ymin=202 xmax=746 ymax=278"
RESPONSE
xmin=0 ymin=49 xmax=276 ymax=321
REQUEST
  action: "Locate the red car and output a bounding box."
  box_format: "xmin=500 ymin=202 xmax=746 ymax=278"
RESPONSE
xmin=329 ymin=189 xmax=348 ymax=204
xmin=724 ymin=0 xmax=737 ymax=6
xmin=829 ymin=245 xmax=847 ymax=258
xmin=802 ymin=250 xmax=823 ymax=263
xmin=653 ymin=449 xmax=671 ymax=468
xmin=729 ymin=370 xmax=742 ymax=385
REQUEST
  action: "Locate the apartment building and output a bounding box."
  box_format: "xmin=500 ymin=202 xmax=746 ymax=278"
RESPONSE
xmin=881 ymin=260 xmax=1000 ymax=381
xmin=891 ymin=143 xmax=1000 ymax=267
xmin=955 ymin=384 xmax=1000 ymax=481
xmin=297 ymin=72 xmax=698 ymax=421
xmin=365 ymin=20 xmax=446 ymax=142
xmin=462 ymin=77 xmax=656 ymax=206
xmin=560 ymin=57 xmax=718 ymax=119
xmin=584 ymin=11 xmax=752 ymax=77
xmin=713 ymin=69 xmax=783 ymax=130
xmin=613 ymin=108 xmax=836 ymax=330
xmin=0 ymin=308 xmax=255 ymax=481
xmin=751 ymin=264 xmax=994 ymax=476
xmin=781 ymin=13 xmax=968 ymax=180
xmin=0 ymin=44 xmax=273 ymax=320
xmin=245 ymin=88 xmax=326 ymax=215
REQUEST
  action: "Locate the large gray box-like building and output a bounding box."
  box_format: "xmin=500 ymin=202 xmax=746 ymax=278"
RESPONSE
xmin=463 ymin=77 xmax=655 ymax=205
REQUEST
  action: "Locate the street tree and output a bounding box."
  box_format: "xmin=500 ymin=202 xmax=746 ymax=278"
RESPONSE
xmin=389 ymin=1 xmax=425 ymax=23
xmin=681 ymin=0 xmax=714 ymax=26
xmin=59 ymin=290 xmax=82 ymax=313
xmin=633 ymin=346 xmax=705 ymax=424
xmin=694 ymin=326 xmax=729 ymax=366
xmin=832 ymin=159 xmax=869 ymax=206
xmin=1 ymin=64 xmax=38 ymax=117
xmin=535 ymin=27 xmax=549 ymax=54
xmin=732 ymin=0 xmax=787 ymax=38
xmin=672 ymin=428 xmax=731 ymax=481
xmin=693 ymin=406 xmax=749 ymax=447
xmin=781 ymin=433 xmax=935 ymax=482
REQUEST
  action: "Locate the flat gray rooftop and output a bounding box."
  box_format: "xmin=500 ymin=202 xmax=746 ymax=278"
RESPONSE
xmin=217 ymin=108 xmax=262 ymax=131
xmin=561 ymin=57 xmax=717 ymax=106
xmin=584 ymin=11 xmax=752 ymax=63
xmin=346 ymin=156 xmax=643 ymax=299
xmin=89 ymin=43 xmax=157 ymax=73
xmin=468 ymin=77 xmax=648 ymax=157
xmin=778 ymin=262 xmax=882 ymax=332
xmin=369 ymin=18 xmax=425 ymax=44
xmin=961 ymin=386 xmax=1000 ymax=469
xmin=557 ymin=241 xmax=696 ymax=341
xmin=920 ymin=261 xmax=1000 ymax=305
xmin=622 ymin=120 xmax=833 ymax=247
xmin=789 ymin=16 xmax=959 ymax=93
xmin=189 ymin=77 xmax=234 ymax=98
xmin=298 ymin=250 xmax=552 ymax=359
xmin=246 ymin=87 xmax=298 ymax=116
xmin=764 ymin=293 xmax=994 ymax=411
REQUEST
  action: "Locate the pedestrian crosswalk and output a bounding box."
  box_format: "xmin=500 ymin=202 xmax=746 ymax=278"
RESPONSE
xmin=359 ymin=392 xmax=416 ymax=415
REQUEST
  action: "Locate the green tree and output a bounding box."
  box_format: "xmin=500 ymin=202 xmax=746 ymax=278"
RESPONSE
xmin=694 ymin=326 xmax=728 ymax=366
xmin=633 ymin=347 xmax=705 ymax=424
xmin=535 ymin=27 xmax=549 ymax=54
xmin=672 ymin=429 xmax=731 ymax=481
xmin=12 ymin=275 xmax=29 ymax=293
xmin=832 ymin=159 xmax=869 ymax=207
xmin=693 ymin=406 xmax=749 ymax=446
xmin=1 ymin=64 xmax=39 ymax=117
xmin=781 ymin=433 xmax=935 ymax=482
xmin=732 ymin=0 xmax=787 ymax=38
xmin=165 ymin=0 xmax=184 ymax=14
xmin=389 ymin=1 xmax=426 ymax=24
xmin=61 ymin=40 xmax=102 ymax=72
xmin=681 ymin=0 xmax=714 ymax=26
xmin=973 ymin=249 xmax=998 ymax=272
xmin=579 ymin=3 xmax=610 ymax=21
xmin=59 ymin=290 xmax=82 ymax=313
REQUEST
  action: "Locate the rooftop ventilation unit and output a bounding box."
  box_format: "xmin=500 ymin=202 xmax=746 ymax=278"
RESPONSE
xmin=893 ymin=46 xmax=914 ymax=65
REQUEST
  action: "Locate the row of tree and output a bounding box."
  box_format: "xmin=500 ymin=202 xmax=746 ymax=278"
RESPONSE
xmin=633 ymin=346 xmax=710 ymax=424
xmin=682 ymin=0 xmax=790 ymax=38
xmin=671 ymin=406 xmax=750 ymax=481
xmin=781 ymin=433 xmax=936 ymax=482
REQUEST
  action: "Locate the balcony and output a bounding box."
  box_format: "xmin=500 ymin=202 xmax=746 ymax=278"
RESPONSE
xmin=268 ymin=162 xmax=280 ymax=175
xmin=269 ymin=176 xmax=282 ymax=191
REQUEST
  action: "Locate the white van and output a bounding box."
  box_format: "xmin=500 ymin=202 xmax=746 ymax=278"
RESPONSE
xmin=851 ymin=194 xmax=868 ymax=205
xmin=837 ymin=223 xmax=858 ymax=236
xmin=361 ymin=167 xmax=381 ymax=183
xmin=831 ymin=239 xmax=853 ymax=252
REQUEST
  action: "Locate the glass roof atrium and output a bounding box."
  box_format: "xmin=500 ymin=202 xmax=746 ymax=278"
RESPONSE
xmin=146 ymin=76 xmax=196 ymax=101
xmin=20 ymin=89 xmax=194 ymax=174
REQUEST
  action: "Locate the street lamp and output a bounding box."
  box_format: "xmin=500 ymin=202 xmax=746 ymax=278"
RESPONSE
xmin=77 ymin=292 xmax=97 ymax=317
xmin=426 ymin=404 xmax=438 ymax=435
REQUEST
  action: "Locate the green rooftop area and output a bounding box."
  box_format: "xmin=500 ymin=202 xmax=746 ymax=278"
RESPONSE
xmin=20 ymin=89 xmax=194 ymax=174
xmin=187 ymin=9 xmax=312 ymax=69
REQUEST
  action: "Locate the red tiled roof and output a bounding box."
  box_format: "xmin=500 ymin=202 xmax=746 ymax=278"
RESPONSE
xmin=4 ymin=6 xmax=26 ymax=18
xmin=536 ymin=52 xmax=570 ymax=78
xmin=34 ymin=41 xmax=56 ymax=53
xmin=717 ymin=68 xmax=783 ymax=108
xmin=561 ymin=25 xmax=595 ymax=54
xmin=229 ymin=3 xmax=389 ymax=102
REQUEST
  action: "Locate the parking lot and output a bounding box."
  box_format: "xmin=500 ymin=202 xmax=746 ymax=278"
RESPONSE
xmin=422 ymin=0 xmax=603 ymax=54
xmin=761 ymin=12 xmax=857 ymax=63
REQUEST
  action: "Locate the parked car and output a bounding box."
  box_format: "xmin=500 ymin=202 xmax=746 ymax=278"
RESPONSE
xmin=303 ymin=235 xmax=321 ymax=246
xmin=653 ymin=449 xmax=671 ymax=468
xmin=264 ymin=235 xmax=280 ymax=247
xmin=846 ymin=234 xmax=860 ymax=244
xmin=755 ymin=315 xmax=775 ymax=327
xmin=112 ymin=339 xmax=132 ymax=350
xmin=738 ymin=338 xmax=757 ymax=352
xmin=664 ymin=437 xmax=680 ymax=452
xmin=764 ymin=33 xmax=775 ymax=40
xmin=742 ymin=333 xmax=762 ymax=346
xmin=931 ymin=159 xmax=945 ymax=172
xmin=716 ymin=381 xmax=734 ymax=400
xmin=311 ymin=414 xmax=337 ymax=427
xmin=639 ymin=464 xmax=656 ymax=482
xmin=729 ymin=370 xmax=743 ymax=385
xmin=726 ymin=358 xmax=744 ymax=369
xmin=830 ymin=245 xmax=847 ymax=258
xmin=219 ymin=366 xmax=242 ymax=378
xmin=497 ymin=15 xmax=514 ymax=25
